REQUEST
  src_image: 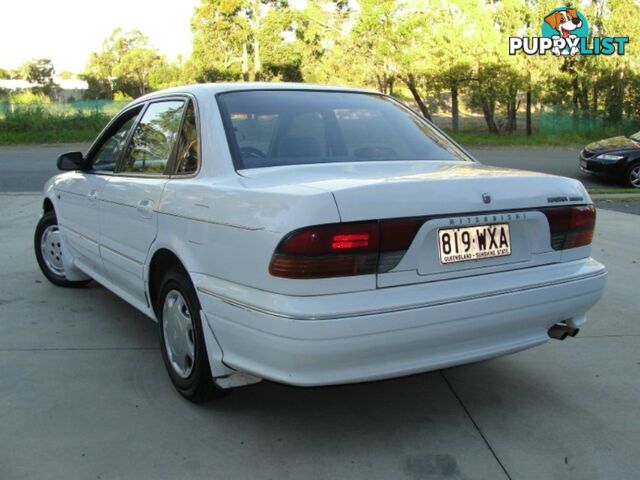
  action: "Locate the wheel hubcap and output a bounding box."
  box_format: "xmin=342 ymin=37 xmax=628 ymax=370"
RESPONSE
xmin=162 ymin=290 xmax=195 ymax=379
xmin=40 ymin=225 xmax=64 ymax=276
xmin=630 ymin=165 xmax=640 ymax=188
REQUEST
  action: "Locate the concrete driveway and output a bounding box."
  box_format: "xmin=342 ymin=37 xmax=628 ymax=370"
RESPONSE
xmin=1 ymin=194 xmax=638 ymax=480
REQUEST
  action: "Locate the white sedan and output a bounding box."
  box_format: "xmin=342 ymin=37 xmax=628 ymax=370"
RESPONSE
xmin=35 ymin=83 xmax=607 ymax=402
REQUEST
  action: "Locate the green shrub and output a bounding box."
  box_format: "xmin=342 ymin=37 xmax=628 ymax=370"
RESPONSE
xmin=10 ymin=91 xmax=51 ymax=105
xmin=0 ymin=108 xmax=110 ymax=144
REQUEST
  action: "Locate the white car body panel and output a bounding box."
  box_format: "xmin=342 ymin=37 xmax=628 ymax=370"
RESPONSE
xmin=99 ymin=176 xmax=167 ymax=304
xmin=41 ymin=83 xmax=607 ymax=388
xmin=53 ymin=172 xmax=109 ymax=275
xmin=196 ymin=259 xmax=605 ymax=386
xmin=238 ymin=161 xmax=589 ymax=220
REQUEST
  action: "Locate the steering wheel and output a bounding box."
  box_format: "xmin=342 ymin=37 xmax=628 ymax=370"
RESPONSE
xmin=239 ymin=146 xmax=266 ymax=158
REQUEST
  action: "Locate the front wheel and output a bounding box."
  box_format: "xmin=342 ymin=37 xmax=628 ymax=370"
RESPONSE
xmin=625 ymin=162 xmax=640 ymax=188
xmin=157 ymin=268 xmax=224 ymax=402
xmin=34 ymin=211 xmax=91 ymax=288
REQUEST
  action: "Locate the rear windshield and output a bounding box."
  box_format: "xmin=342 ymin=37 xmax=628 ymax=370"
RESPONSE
xmin=216 ymin=90 xmax=467 ymax=170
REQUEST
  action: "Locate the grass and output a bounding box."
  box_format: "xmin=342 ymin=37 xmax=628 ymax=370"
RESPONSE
xmin=0 ymin=107 xmax=110 ymax=144
xmin=595 ymin=196 xmax=640 ymax=202
xmin=588 ymin=187 xmax=640 ymax=194
xmin=449 ymin=131 xmax=605 ymax=147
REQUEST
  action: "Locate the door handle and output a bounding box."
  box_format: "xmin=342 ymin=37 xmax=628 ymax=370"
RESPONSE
xmin=136 ymin=199 xmax=154 ymax=219
xmin=87 ymin=190 xmax=98 ymax=202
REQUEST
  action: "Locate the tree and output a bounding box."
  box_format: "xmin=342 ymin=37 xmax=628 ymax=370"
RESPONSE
xmin=191 ymin=0 xmax=300 ymax=82
xmin=298 ymin=1 xmax=367 ymax=86
xmin=429 ymin=0 xmax=496 ymax=130
xmin=496 ymin=0 xmax=538 ymax=135
xmin=348 ymin=0 xmax=400 ymax=95
xmin=21 ymin=58 xmax=57 ymax=97
xmin=598 ymin=0 xmax=639 ymax=126
xmin=191 ymin=0 xmax=250 ymax=81
xmin=394 ymin=8 xmax=438 ymax=121
xmin=114 ymin=47 xmax=166 ymax=96
xmin=84 ymin=29 xmax=168 ymax=98
xmin=468 ymin=62 xmax=525 ymax=135
xmin=23 ymin=58 xmax=55 ymax=84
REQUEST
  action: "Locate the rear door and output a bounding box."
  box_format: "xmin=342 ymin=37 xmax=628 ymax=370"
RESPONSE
xmin=99 ymin=98 xmax=186 ymax=304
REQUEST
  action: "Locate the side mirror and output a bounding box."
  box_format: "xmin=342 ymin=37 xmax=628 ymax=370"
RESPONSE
xmin=57 ymin=151 xmax=84 ymax=171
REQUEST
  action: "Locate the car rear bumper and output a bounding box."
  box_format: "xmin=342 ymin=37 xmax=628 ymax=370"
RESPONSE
xmin=195 ymin=258 xmax=607 ymax=386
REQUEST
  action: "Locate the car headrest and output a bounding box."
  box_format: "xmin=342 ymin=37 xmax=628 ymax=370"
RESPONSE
xmin=277 ymin=135 xmax=322 ymax=158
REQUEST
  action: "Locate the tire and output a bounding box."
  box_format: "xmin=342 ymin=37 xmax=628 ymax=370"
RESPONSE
xmin=624 ymin=162 xmax=640 ymax=188
xmin=157 ymin=267 xmax=224 ymax=402
xmin=34 ymin=211 xmax=92 ymax=288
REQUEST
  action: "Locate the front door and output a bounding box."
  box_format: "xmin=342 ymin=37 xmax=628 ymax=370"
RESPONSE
xmin=55 ymin=110 xmax=140 ymax=276
xmin=99 ymin=99 xmax=186 ymax=305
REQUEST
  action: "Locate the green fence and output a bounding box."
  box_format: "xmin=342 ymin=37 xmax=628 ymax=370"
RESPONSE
xmin=0 ymin=100 xmax=130 ymax=119
xmin=539 ymin=108 xmax=640 ymax=136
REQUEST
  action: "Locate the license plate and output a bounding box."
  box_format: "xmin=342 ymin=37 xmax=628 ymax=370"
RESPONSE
xmin=438 ymin=224 xmax=511 ymax=264
xmin=580 ymin=160 xmax=587 ymax=168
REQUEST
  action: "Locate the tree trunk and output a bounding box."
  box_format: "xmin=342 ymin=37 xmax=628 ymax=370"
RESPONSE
xmin=106 ymin=79 xmax=113 ymax=100
xmin=451 ymin=86 xmax=459 ymax=133
xmin=572 ymin=77 xmax=580 ymax=128
xmin=614 ymin=74 xmax=625 ymax=124
xmin=253 ymin=37 xmax=261 ymax=81
xmin=526 ymin=88 xmax=532 ymax=136
xmin=482 ymin=103 xmax=498 ymax=134
xmin=505 ymin=99 xmax=516 ymax=134
xmin=242 ymin=43 xmax=249 ymax=82
xmin=405 ymin=75 xmax=431 ymax=121
xmin=592 ymin=85 xmax=598 ymax=120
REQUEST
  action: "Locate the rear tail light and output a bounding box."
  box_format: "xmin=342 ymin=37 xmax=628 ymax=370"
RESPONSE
xmin=269 ymin=219 xmax=422 ymax=279
xmin=378 ymin=219 xmax=421 ymax=273
xmin=542 ymin=205 xmax=596 ymax=250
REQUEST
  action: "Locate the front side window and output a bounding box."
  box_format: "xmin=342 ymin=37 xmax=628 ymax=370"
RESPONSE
xmin=120 ymin=100 xmax=185 ymax=175
xmin=217 ymin=90 xmax=466 ymax=170
xmin=89 ymin=113 xmax=139 ymax=172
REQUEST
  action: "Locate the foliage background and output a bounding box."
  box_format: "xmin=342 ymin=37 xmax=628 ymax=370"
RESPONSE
xmin=2 ymin=0 xmax=640 ymax=143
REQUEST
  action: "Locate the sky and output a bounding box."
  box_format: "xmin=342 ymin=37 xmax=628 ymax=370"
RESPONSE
xmin=0 ymin=0 xmax=200 ymax=74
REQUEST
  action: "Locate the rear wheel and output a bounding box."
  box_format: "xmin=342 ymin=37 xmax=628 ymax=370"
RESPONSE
xmin=625 ymin=162 xmax=640 ymax=188
xmin=157 ymin=268 xmax=224 ymax=402
xmin=34 ymin=211 xmax=91 ymax=288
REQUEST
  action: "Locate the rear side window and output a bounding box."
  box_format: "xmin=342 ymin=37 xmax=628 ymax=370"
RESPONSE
xmin=174 ymin=100 xmax=200 ymax=175
xmin=120 ymin=100 xmax=185 ymax=175
xmin=217 ymin=90 xmax=464 ymax=170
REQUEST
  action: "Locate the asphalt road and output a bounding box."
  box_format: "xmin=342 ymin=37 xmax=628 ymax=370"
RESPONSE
xmin=0 ymin=143 xmax=90 ymax=193
xmin=0 ymin=143 xmax=617 ymax=193
xmin=1 ymin=194 xmax=638 ymax=479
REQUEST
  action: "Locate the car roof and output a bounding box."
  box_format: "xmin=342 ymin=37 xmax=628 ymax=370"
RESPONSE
xmin=133 ymin=82 xmax=380 ymax=105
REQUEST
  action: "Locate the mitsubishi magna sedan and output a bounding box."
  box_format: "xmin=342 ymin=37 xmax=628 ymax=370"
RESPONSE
xmin=34 ymin=84 xmax=607 ymax=402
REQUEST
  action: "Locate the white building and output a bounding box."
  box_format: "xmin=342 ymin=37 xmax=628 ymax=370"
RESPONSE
xmin=0 ymin=77 xmax=88 ymax=101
